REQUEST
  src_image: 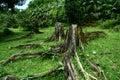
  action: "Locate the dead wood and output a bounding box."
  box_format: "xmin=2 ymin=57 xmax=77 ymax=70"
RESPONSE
xmin=2 ymin=65 xmax=62 ymax=80
xmin=63 ymin=51 xmax=78 ymax=80
xmin=84 ymin=31 xmax=106 ymax=41
xmin=83 ymin=23 xmax=98 ymax=27
xmin=75 ymin=52 xmax=97 ymax=80
xmin=86 ymin=58 xmax=107 ymax=80
xmin=50 ymin=24 xmax=86 ymax=53
xmin=8 ymin=43 xmax=42 ymax=49
xmin=2 ymin=75 xmax=19 ymax=80
xmin=46 ymin=22 xmax=65 ymax=42
xmin=62 ymin=24 xmax=97 ymax=80
xmin=7 ymin=32 xmax=32 ymax=41
xmin=28 ymin=65 xmax=62 ymax=79
xmin=1 ymin=52 xmax=54 ymax=65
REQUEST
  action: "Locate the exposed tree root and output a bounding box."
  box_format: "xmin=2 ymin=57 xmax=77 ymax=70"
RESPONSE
xmin=86 ymin=58 xmax=107 ymax=80
xmin=2 ymin=65 xmax=62 ymax=80
xmin=63 ymin=51 xmax=79 ymax=80
xmin=27 ymin=65 xmax=62 ymax=79
xmin=8 ymin=43 xmax=42 ymax=49
xmin=50 ymin=31 xmax=106 ymax=53
xmin=84 ymin=31 xmax=106 ymax=41
xmin=75 ymin=53 xmax=97 ymax=80
xmin=7 ymin=32 xmax=32 ymax=41
xmin=2 ymin=75 xmax=19 ymax=80
xmin=1 ymin=51 xmax=54 ymax=65
xmin=1 ymin=24 xmax=107 ymax=80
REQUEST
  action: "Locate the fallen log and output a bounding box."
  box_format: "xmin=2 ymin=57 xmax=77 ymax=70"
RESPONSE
xmin=8 ymin=43 xmax=42 ymax=49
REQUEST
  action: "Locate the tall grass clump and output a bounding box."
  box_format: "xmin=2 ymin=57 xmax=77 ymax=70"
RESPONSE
xmin=100 ymin=19 xmax=118 ymax=29
xmin=113 ymin=25 xmax=120 ymax=32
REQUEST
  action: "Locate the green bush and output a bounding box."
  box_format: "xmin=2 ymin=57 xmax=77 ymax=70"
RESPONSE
xmin=0 ymin=14 xmax=18 ymax=28
xmin=113 ymin=25 xmax=120 ymax=32
xmin=100 ymin=19 xmax=118 ymax=29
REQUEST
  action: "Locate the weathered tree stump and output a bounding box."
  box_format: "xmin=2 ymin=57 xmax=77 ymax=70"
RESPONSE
xmin=62 ymin=24 xmax=97 ymax=80
xmin=62 ymin=24 xmax=78 ymax=80
xmin=51 ymin=24 xmax=86 ymax=53
xmin=46 ymin=22 xmax=65 ymax=41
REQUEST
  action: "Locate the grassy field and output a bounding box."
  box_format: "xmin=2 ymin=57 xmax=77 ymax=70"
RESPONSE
xmin=0 ymin=26 xmax=120 ymax=80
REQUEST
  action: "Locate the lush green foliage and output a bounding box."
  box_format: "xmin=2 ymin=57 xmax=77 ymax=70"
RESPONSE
xmin=0 ymin=13 xmax=18 ymax=29
xmin=0 ymin=0 xmax=25 ymax=12
xmin=28 ymin=0 xmax=66 ymax=27
xmin=100 ymin=19 xmax=120 ymax=29
xmin=65 ymin=0 xmax=120 ymax=23
xmin=1 ymin=0 xmax=120 ymax=31
xmin=0 ymin=27 xmax=120 ymax=80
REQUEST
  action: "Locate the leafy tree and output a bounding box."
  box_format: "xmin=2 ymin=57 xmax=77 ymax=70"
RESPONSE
xmin=0 ymin=0 xmax=25 ymax=13
xmin=65 ymin=0 xmax=81 ymax=25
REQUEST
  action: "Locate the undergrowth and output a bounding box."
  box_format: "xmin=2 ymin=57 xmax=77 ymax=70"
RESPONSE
xmin=0 ymin=26 xmax=120 ymax=80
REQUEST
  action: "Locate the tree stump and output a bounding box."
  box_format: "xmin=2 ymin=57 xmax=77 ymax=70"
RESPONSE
xmin=50 ymin=24 xmax=86 ymax=53
xmin=62 ymin=24 xmax=78 ymax=80
xmin=62 ymin=24 xmax=97 ymax=80
xmin=46 ymin=22 xmax=65 ymax=41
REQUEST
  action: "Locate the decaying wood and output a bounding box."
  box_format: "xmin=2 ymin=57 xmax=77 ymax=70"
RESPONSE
xmin=8 ymin=43 xmax=42 ymax=49
xmin=46 ymin=22 xmax=65 ymax=41
xmin=1 ymin=52 xmax=54 ymax=65
xmin=8 ymin=32 xmax=32 ymax=41
xmin=63 ymin=51 xmax=78 ymax=80
xmin=75 ymin=52 xmax=97 ymax=80
xmin=63 ymin=24 xmax=79 ymax=80
xmin=28 ymin=65 xmax=62 ymax=79
xmin=84 ymin=31 xmax=106 ymax=41
xmin=2 ymin=75 xmax=19 ymax=80
xmin=2 ymin=65 xmax=62 ymax=80
xmin=50 ymin=24 xmax=86 ymax=53
xmin=86 ymin=58 xmax=107 ymax=80
xmin=62 ymin=24 xmax=97 ymax=80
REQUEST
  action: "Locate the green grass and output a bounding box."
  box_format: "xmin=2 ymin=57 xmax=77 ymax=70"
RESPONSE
xmin=0 ymin=26 xmax=120 ymax=80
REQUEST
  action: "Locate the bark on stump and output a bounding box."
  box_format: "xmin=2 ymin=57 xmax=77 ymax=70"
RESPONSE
xmin=63 ymin=24 xmax=79 ymax=80
xmin=47 ymin=22 xmax=65 ymax=41
xmin=50 ymin=24 xmax=86 ymax=53
xmin=62 ymin=24 xmax=97 ymax=80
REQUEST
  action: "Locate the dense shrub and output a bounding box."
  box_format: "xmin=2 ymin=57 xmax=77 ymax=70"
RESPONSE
xmin=0 ymin=14 xmax=18 ymax=28
xmin=113 ymin=25 xmax=120 ymax=32
xmin=100 ymin=19 xmax=118 ymax=29
xmin=28 ymin=0 xmax=66 ymax=27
